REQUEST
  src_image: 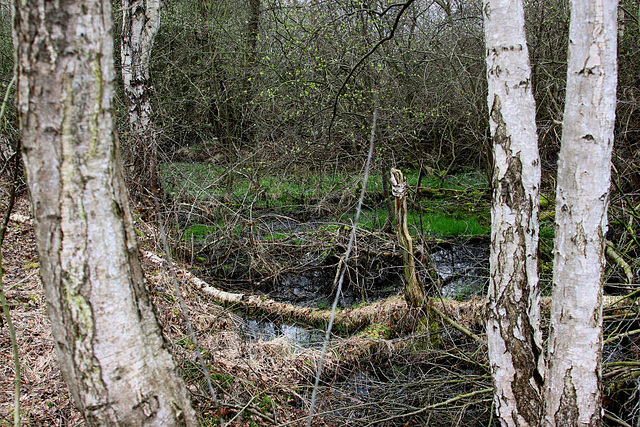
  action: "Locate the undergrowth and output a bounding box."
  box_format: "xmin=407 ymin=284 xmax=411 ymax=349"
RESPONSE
xmin=162 ymin=162 xmax=491 ymax=239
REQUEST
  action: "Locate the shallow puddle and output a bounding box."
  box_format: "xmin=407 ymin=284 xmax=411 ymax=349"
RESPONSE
xmin=240 ymin=318 xmax=325 ymax=348
xmin=431 ymin=240 xmax=489 ymax=298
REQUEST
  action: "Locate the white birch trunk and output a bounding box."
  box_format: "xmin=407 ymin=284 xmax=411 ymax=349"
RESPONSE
xmin=121 ymin=0 xmax=161 ymax=193
xmin=483 ymin=0 xmax=544 ymax=424
xmin=544 ymin=0 xmax=618 ymax=424
xmin=13 ymin=0 xmax=197 ymax=425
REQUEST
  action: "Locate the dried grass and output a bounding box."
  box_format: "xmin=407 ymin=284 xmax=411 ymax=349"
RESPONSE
xmin=9 ymin=190 xmax=634 ymax=425
xmin=0 ymin=196 xmax=83 ymax=426
xmin=0 ymin=194 xmax=494 ymax=426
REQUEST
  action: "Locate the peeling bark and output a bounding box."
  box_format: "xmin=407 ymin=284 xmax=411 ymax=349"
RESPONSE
xmin=543 ymin=0 xmax=618 ymax=424
xmin=13 ymin=1 xmax=197 ymax=425
xmin=483 ymin=0 xmax=544 ymax=424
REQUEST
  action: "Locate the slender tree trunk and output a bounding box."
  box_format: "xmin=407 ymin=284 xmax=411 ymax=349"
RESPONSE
xmin=483 ymin=0 xmax=545 ymax=424
xmin=121 ymin=0 xmax=161 ymax=195
xmin=247 ymin=0 xmax=260 ymax=63
xmin=13 ymin=1 xmax=197 ymax=425
xmin=543 ymin=0 xmax=618 ymax=424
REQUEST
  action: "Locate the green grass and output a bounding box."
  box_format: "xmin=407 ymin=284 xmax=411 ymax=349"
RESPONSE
xmin=162 ymin=162 xmax=490 ymax=238
xmin=315 ymin=298 xmax=330 ymax=310
xmin=357 ymin=208 xmax=489 ymax=237
xmin=161 ymin=162 xmax=399 ymax=208
xmin=160 ymin=162 xmax=222 ymax=200
xmin=422 ymin=213 xmax=488 ymax=236
xmin=539 ymin=221 xmax=555 ymax=261
xmin=183 ymin=224 xmax=217 ymax=241
xmin=161 ymin=162 xmax=487 ymax=206
xmin=263 ymin=231 xmax=289 ymax=241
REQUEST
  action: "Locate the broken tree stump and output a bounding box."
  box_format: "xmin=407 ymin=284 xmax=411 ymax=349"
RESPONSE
xmin=390 ymin=168 xmax=426 ymax=308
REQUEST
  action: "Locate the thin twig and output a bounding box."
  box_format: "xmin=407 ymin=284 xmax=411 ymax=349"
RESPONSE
xmin=152 ymin=196 xmax=221 ymax=417
xmin=605 ymin=240 xmax=634 ymax=284
xmin=4 ymin=270 xmax=38 ymax=293
xmin=604 ymin=411 xmax=633 ymax=427
xmin=307 ymin=105 xmax=378 ymax=427
xmin=603 ymin=328 xmax=640 ymax=346
xmin=0 ymin=260 xmax=20 ymax=427
xmin=224 ymin=392 xmax=276 ymax=425
xmin=326 ymin=0 xmax=415 ymax=143
xmin=610 ymin=287 xmax=640 ymax=307
xmin=0 ymin=74 xmax=16 ymax=126
xmin=0 ymin=72 xmax=21 ymax=427
xmin=430 ymin=303 xmax=486 ymax=346
xmin=364 ymin=387 xmax=493 ymax=426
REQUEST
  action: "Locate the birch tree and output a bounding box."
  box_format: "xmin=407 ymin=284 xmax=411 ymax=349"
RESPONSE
xmin=13 ymin=0 xmax=197 ymax=425
xmin=483 ymin=0 xmax=544 ymax=424
xmin=121 ymin=0 xmax=161 ymax=195
xmin=544 ymin=0 xmax=618 ymax=424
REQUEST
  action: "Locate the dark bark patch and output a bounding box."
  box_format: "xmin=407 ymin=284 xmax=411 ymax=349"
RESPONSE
xmin=490 ymin=95 xmax=526 ymax=211
xmin=489 ymin=93 xmax=543 ymax=424
xmin=555 ymin=369 xmax=579 ymax=425
xmin=571 ymin=221 xmax=588 ymax=257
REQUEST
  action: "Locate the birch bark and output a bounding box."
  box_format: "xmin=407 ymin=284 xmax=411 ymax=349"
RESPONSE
xmin=13 ymin=0 xmax=197 ymax=425
xmin=121 ymin=0 xmax=161 ymax=194
xmin=483 ymin=0 xmax=544 ymax=424
xmin=544 ymin=0 xmax=618 ymax=424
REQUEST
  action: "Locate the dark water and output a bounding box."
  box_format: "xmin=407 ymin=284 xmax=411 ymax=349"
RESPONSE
xmin=237 ymin=239 xmax=489 ymax=348
xmin=431 ymin=240 xmax=489 ymax=299
xmin=199 ymin=215 xmax=489 ymax=347
xmin=240 ymin=318 xmax=325 ymax=348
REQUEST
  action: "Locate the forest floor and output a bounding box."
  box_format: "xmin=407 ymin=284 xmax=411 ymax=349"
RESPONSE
xmin=2 ymin=175 xmax=639 ymax=425
xmin=0 ymin=196 xmax=82 ymax=426
xmin=0 ymin=195 xmax=324 ymax=426
xmin=0 ymin=193 xmax=496 ymax=426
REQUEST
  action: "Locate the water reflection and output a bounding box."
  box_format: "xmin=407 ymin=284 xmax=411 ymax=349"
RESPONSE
xmin=240 ymin=319 xmax=325 ymax=348
xmin=431 ymin=241 xmax=489 ymax=299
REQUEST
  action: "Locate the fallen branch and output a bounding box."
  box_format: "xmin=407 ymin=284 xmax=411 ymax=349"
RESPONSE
xmin=143 ymin=249 xmax=492 ymax=344
xmin=605 ymin=240 xmax=635 ymax=284
xmin=603 ymin=328 xmax=640 ymax=346
xmin=429 ymin=303 xmax=486 ymax=346
xmin=143 ymin=250 xmax=411 ymax=332
xmin=604 ymin=411 xmax=633 ymax=427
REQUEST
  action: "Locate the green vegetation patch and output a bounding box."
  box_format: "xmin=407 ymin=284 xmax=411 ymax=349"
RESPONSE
xmin=422 ymin=213 xmax=488 ymax=236
xmin=183 ymin=224 xmax=217 ymax=241
xmin=357 ymin=208 xmax=488 ymax=237
xmin=161 ymin=162 xmax=393 ymax=209
xmin=163 ymin=163 xmax=490 ymax=240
